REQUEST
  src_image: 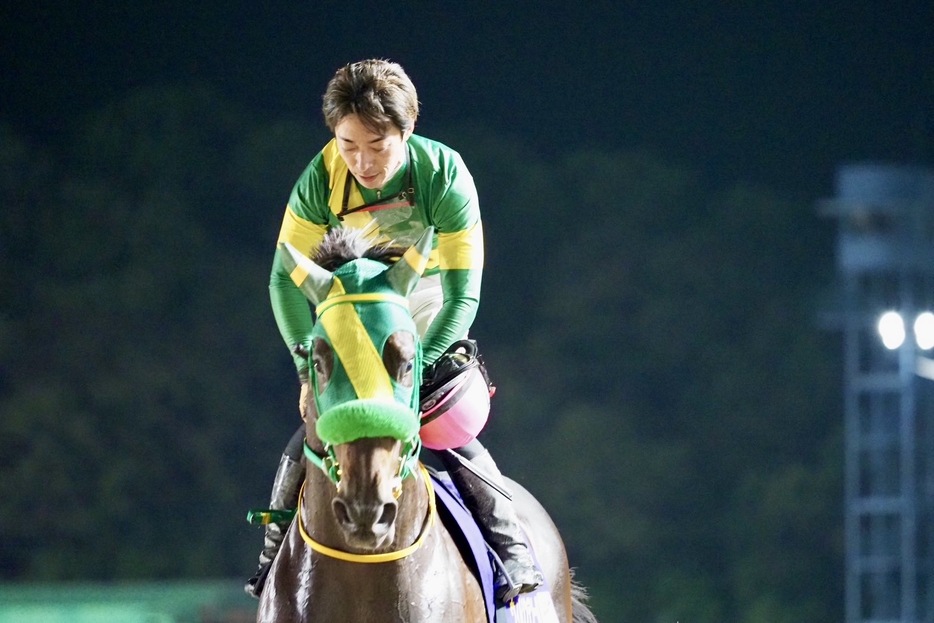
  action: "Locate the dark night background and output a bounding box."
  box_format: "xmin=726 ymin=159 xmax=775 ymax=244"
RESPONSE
xmin=1 ymin=1 xmax=933 ymax=621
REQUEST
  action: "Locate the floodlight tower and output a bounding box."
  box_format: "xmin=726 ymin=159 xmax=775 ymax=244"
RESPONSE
xmin=820 ymin=164 xmax=934 ymax=623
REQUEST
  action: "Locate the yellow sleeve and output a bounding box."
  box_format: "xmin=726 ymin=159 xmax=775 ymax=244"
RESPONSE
xmin=438 ymin=219 xmax=484 ymax=271
xmin=277 ymin=205 xmax=328 ymax=257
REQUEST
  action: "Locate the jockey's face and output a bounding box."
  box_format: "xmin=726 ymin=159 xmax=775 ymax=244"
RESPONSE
xmin=334 ymin=114 xmax=412 ymax=190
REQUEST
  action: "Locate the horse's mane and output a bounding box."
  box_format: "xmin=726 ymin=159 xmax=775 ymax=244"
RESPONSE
xmin=312 ymin=228 xmax=406 ymax=271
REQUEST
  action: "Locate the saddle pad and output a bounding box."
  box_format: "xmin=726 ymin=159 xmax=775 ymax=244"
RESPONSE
xmin=430 ymin=471 xmax=559 ymax=623
xmin=495 ymin=591 xmax=561 ymax=623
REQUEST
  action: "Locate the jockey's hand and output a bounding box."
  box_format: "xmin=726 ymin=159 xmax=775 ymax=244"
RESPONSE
xmin=299 ymin=381 xmax=310 ymax=422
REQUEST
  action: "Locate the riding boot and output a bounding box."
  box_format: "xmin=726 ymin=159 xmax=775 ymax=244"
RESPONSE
xmin=244 ymin=453 xmax=304 ymax=598
xmin=444 ymin=449 xmax=545 ymax=603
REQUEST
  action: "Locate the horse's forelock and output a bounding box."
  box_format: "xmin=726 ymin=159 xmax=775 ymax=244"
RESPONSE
xmin=312 ymin=228 xmax=404 ymax=271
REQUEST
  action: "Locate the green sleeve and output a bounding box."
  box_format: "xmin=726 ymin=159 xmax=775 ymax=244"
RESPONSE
xmin=269 ymin=154 xmax=332 ymax=377
xmin=421 ymin=268 xmax=481 ymax=364
xmin=269 ymin=247 xmax=314 ymax=377
xmin=418 ymin=142 xmax=484 ymax=364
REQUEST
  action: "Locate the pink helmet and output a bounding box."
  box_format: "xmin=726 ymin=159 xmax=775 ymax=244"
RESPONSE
xmin=419 ymin=340 xmax=494 ymax=450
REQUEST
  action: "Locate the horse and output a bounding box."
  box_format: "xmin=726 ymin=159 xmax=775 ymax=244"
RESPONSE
xmin=256 ymin=227 xmax=597 ymax=623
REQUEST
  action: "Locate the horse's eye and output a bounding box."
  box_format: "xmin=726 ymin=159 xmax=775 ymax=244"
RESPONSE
xmin=396 ymin=358 xmax=415 ymax=388
xmin=313 ymin=340 xmax=334 ymax=392
xmin=383 ymin=332 xmax=417 ymax=387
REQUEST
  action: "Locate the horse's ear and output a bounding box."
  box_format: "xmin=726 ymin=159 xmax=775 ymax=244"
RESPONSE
xmin=279 ymin=242 xmax=334 ymax=305
xmin=386 ymin=227 xmax=434 ymax=297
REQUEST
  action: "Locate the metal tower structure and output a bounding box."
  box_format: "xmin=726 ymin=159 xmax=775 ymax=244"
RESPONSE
xmin=820 ymin=163 xmax=934 ymax=623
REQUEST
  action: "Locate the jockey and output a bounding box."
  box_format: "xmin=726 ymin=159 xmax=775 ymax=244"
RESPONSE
xmin=245 ymin=59 xmax=544 ymax=603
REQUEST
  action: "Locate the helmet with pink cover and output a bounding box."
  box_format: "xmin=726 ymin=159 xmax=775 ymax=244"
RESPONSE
xmin=419 ymin=340 xmax=495 ymax=450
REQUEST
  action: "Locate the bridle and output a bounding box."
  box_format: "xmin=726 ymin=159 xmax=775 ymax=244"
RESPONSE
xmin=302 ymin=437 xmax=421 ymax=492
xmin=299 ymin=441 xmax=437 ymax=563
xmin=279 ymin=230 xmax=436 ymax=564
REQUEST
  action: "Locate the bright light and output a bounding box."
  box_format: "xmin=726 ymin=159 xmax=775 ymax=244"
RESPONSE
xmin=878 ymin=311 xmax=906 ymax=350
xmin=915 ymin=312 xmax=934 ymax=350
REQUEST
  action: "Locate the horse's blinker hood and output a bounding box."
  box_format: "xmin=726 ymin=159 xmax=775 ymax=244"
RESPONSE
xmin=279 ymin=228 xmax=433 ymax=446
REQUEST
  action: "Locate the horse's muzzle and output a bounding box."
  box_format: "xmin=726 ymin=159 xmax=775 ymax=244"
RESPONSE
xmin=331 ymin=495 xmax=398 ymax=549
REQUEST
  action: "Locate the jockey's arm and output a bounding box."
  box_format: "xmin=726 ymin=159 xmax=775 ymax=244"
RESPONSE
xmin=420 ymin=219 xmax=484 ymax=366
xmin=270 ymin=204 xmax=329 ymax=377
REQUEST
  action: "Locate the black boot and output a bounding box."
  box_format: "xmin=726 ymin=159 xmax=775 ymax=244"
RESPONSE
xmin=244 ymin=453 xmax=304 ymax=598
xmin=445 ymin=449 xmax=545 ymax=603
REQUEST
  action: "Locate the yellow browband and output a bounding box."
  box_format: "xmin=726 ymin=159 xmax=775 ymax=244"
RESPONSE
xmin=296 ymin=464 xmax=437 ymax=563
xmin=315 ymin=292 xmax=410 ymax=316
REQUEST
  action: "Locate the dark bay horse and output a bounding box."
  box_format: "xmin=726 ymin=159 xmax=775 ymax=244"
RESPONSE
xmin=257 ymin=228 xmax=596 ymax=623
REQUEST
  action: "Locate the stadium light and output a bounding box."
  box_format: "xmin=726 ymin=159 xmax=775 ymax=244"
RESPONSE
xmin=877 ymin=310 xmax=934 ymax=351
xmin=878 ymin=311 xmax=906 ymax=350
xmin=914 ymin=312 xmax=934 ymax=350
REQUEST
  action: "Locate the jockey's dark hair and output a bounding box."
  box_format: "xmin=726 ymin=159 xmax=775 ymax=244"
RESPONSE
xmin=312 ymin=227 xmax=405 ymax=272
xmin=321 ymin=59 xmax=419 ymax=135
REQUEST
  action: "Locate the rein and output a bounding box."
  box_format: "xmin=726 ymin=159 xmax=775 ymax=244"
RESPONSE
xmin=296 ymin=464 xmax=437 ymax=563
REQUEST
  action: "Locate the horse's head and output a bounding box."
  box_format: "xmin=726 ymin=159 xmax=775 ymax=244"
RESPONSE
xmin=279 ymin=227 xmax=432 ymax=550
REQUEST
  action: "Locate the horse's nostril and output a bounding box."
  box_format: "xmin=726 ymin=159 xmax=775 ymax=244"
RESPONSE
xmin=378 ymin=502 xmax=397 ymax=527
xmin=332 ymin=498 xmax=352 ymax=527
xmin=332 ymin=497 xmax=396 ymax=534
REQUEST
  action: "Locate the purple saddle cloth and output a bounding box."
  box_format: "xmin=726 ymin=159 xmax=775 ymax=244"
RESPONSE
xmin=430 ymin=471 xmax=558 ymax=623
